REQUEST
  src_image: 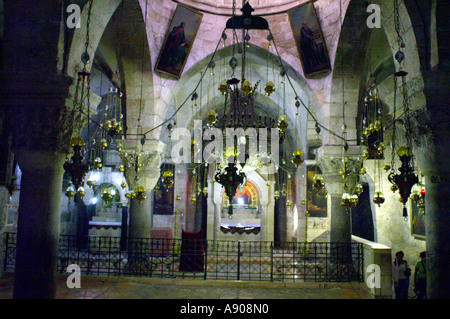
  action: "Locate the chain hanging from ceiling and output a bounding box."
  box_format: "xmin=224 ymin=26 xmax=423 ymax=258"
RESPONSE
xmin=386 ymin=0 xmax=419 ymax=219
xmin=63 ymin=0 xmax=94 ymax=202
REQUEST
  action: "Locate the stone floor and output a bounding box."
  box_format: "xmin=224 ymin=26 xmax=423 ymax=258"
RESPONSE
xmin=0 ymin=272 xmax=371 ymax=299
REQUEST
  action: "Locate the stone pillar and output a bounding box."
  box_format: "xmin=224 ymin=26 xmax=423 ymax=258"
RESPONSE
xmin=318 ymin=150 xmax=347 ymax=245
xmin=1 ymin=73 xmax=73 ymax=298
xmin=263 ymin=181 xmax=275 ymax=242
xmin=0 ymin=186 xmax=10 ymax=279
xmin=123 ymin=140 xmax=164 ymax=240
xmin=214 ymin=203 xmax=221 ymax=240
xmin=318 ymin=146 xmax=363 ymax=245
xmin=323 ymin=173 xmax=350 ymax=245
xmin=414 ymin=69 xmax=450 ymax=299
xmin=12 ymin=151 xmax=66 ymax=299
xmin=208 ymin=175 xmax=223 ymax=241
xmin=423 ymin=171 xmax=450 ymax=299
xmin=128 ymin=192 xmax=153 ymax=240
xmin=330 ymin=194 xmax=350 ymax=244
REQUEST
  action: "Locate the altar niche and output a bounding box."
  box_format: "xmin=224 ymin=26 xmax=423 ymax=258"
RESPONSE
xmin=219 ymin=180 xmax=261 ymax=240
xmin=207 ymin=169 xmax=272 ymax=242
xmin=88 ymin=183 xmax=124 ymax=238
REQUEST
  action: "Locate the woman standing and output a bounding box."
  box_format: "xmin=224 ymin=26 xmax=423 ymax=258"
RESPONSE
xmin=392 ymin=251 xmax=411 ymax=299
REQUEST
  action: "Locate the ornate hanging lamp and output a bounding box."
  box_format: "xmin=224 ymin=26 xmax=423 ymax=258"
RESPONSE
xmin=64 ymin=137 xmax=91 ymax=194
xmin=215 ymin=163 xmax=246 ymax=217
xmin=386 ymin=0 xmax=418 ymax=219
xmin=388 ymin=146 xmax=418 ymax=217
xmin=210 ymin=1 xmax=273 ymax=217
xmin=63 ymin=0 xmax=93 ymax=200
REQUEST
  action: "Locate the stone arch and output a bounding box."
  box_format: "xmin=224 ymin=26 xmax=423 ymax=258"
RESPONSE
xmin=66 ymin=0 xmax=122 ymax=79
xmin=324 ymin=0 xmax=428 ymax=253
xmin=326 ymin=0 xmax=427 ymax=148
xmin=161 ymin=43 xmax=321 ymax=158
xmin=66 ymin=0 xmax=158 ymax=139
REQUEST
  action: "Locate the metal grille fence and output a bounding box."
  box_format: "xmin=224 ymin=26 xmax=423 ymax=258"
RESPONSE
xmin=2 ymin=233 xmax=363 ymax=282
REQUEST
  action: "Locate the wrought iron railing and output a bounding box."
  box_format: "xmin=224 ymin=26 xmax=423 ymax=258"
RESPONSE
xmin=2 ymin=232 xmax=363 ymax=282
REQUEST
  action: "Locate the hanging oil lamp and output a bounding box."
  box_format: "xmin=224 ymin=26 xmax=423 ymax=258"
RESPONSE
xmin=101 ymin=189 xmax=113 ymax=202
xmin=125 ymin=191 xmax=135 ymax=199
xmin=242 ymin=80 xmax=252 ymax=96
xmin=264 ymin=81 xmax=275 ymax=96
xmin=218 ymin=81 xmax=228 ymax=95
xmin=274 ymin=190 xmax=280 ymax=200
xmin=388 ymin=146 xmax=418 ymax=218
xmin=312 ymin=175 xmax=325 ymax=192
xmin=77 ymin=186 xmax=86 ymax=199
xmin=64 ymin=137 xmax=91 ymax=194
xmin=135 ymin=186 xmax=146 ymax=203
xmin=341 ymin=193 xmax=353 ymax=210
xmin=215 ymin=163 xmax=246 ymax=216
xmin=292 ymin=149 xmax=304 ymax=167
xmin=355 ymin=183 xmax=363 ymax=195
xmin=206 ymin=110 xmax=217 ymax=125
xmin=373 ymin=191 xmax=385 ymax=207
xmin=277 ymin=115 xmax=288 ymax=133
xmin=65 ymin=184 xmax=76 ymax=201
xmin=100 ymin=138 xmax=108 ymax=150
xmin=93 ymin=157 xmax=102 ymax=170
xmin=162 ymin=170 xmax=174 ymax=189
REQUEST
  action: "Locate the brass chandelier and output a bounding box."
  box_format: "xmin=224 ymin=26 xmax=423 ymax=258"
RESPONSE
xmin=205 ymin=1 xmax=302 ymax=216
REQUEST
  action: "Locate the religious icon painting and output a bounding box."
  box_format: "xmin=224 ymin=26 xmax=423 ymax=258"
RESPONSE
xmin=155 ymin=4 xmax=203 ymax=79
xmin=153 ymin=164 xmax=175 ymax=215
xmin=306 ymin=165 xmax=328 ymax=218
xmin=410 ymin=201 xmax=425 ymax=239
xmin=288 ymin=1 xmax=331 ymax=77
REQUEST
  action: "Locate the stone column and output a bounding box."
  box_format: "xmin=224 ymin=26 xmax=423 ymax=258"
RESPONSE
xmin=1 ymin=73 xmax=73 ymax=298
xmin=123 ymin=140 xmax=165 ymax=240
xmin=209 ymin=175 xmax=223 ymax=241
xmin=318 ymin=146 xmax=363 ymax=244
xmin=0 ymin=0 xmax=79 ymax=298
xmin=423 ymin=171 xmax=450 ymax=299
xmin=13 ymin=151 xmax=66 ymax=299
xmin=263 ymin=181 xmax=275 ymax=242
xmin=0 ymin=186 xmax=9 ymax=279
xmin=325 ymin=175 xmax=349 ymax=244
xmin=414 ymin=69 xmax=450 ymax=299
xmin=214 ymin=203 xmax=221 ymax=240
xmin=128 ymin=190 xmax=153 ymax=240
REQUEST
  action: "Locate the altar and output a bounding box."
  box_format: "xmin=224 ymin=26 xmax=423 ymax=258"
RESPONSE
xmin=206 ymin=170 xmax=274 ymax=242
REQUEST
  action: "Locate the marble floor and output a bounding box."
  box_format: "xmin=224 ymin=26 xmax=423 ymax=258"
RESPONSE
xmin=0 ymin=273 xmax=370 ymax=299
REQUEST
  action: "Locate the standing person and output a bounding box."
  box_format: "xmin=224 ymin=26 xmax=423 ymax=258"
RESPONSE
xmin=414 ymin=251 xmax=427 ymax=299
xmin=392 ymin=251 xmax=411 ymax=299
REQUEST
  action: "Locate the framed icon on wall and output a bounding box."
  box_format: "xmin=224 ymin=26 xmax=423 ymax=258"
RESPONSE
xmin=288 ymin=1 xmax=331 ymax=77
xmin=155 ymin=4 xmax=203 ymax=79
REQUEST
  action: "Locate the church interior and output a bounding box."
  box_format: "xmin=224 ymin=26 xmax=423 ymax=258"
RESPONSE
xmin=0 ymin=0 xmax=449 ymax=299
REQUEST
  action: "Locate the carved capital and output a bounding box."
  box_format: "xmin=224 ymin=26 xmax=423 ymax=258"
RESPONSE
xmin=121 ymin=139 xmax=165 ymax=190
xmin=317 ymin=146 xmax=365 ymax=195
xmin=1 ymin=74 xmax=78 ymax=154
